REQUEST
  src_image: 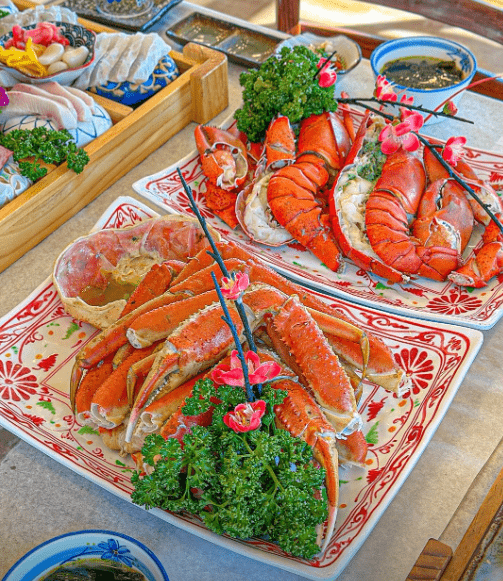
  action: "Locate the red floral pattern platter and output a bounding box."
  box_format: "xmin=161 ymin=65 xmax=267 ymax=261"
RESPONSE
xmin=0 ymin=196 xmax=483 ymax=581
xmin=132 ymin=110 xmax=503 ymax=331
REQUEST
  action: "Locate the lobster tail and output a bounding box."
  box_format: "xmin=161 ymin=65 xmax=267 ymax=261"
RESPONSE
xmin=266 ymin=111 xmax=352 ymax=272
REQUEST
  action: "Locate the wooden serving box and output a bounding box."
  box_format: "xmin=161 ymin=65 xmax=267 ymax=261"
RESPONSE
xmin=0 ymin=2 xmax=229 ymax=273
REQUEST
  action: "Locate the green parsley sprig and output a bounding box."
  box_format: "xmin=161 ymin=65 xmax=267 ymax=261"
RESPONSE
xmin=131 ymin=378 xmax=328 ymax=559
xmin=0 ymin=127 xmax=90 ymax=181
xmin=234 ymin=45 xmax=338 ymax=143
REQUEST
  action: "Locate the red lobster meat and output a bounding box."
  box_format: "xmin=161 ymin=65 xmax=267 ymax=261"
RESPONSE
xmin=266 ymin=111 xmax=352 ymax=271
xmin=329 ymin=113 xmax=409 ymax=284
xmin=364 ymin=145 xmax=476 ymax=282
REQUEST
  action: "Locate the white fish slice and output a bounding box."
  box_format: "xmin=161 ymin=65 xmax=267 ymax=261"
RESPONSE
xmin=32 ymin=82 xmax=92 ymax=122
xmin=0 ymin=91 xmax=78 ymax=130
xmin=12 ymin=83 xmax=79 ymax=121
xmin=65 ymin=85 xmax=99 ymax=114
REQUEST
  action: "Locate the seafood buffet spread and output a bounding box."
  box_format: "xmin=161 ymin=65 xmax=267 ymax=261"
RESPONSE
xmin=44 ymin=40 xmax=501 ymax=562
xmin=0 ymin=2 xmax=180 ymax=208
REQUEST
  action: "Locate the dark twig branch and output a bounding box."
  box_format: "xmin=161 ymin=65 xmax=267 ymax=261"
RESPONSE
xmin=338 ymin=96 xmax=474 ymax=124
xmin=177 ymin=168 xmax=259 ymax=352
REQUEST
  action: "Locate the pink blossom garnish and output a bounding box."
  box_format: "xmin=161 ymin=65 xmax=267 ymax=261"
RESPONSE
xmin=379 ymin=109 xmax=424 ymax=154
xmin=220 ymin=272 xmax=249 ymax=300
xmin=442 ymin=135 xmax=467 ymax=165
xmin=211 ymin=350 xmax=281 ymax=387
xmin=399 ymin=93 xmax=414 ymax=106
xmin=316 ymin=57 xmax=337 ymax=88
xmin=223 ymin=400 xmax=267 ymax=432
xmin=443 ymin=100 xmax=458 ymax=116
xmin=0 ymin=87 xmax=8 ymax=108
xmin=375 ymin=75 xmax=398 ymax=102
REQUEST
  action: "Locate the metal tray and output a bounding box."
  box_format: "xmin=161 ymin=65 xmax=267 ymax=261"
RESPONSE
xmin=60 ymin=0 xmax=182 ymax=32
xmin=165 ymin=12 xmax=282 ymax=67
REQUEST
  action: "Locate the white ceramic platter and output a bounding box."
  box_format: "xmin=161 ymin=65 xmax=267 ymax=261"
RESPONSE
xmin=0 ymin=197 xmax=483 ymax=580
xmin=133 ymin=109 xmax=503 ymax=330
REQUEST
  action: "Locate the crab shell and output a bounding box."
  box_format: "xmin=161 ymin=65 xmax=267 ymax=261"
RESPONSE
xmin=53 ymin=215 xmax=220 ymax=329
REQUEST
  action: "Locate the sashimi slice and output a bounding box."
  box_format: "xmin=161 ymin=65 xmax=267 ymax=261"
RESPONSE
xmin=31 ymin=82 xmax=92 ymax=122
xmin=0 ymin=91 xmax=78 ymax=129
xmin=12 ymin=83 xmax=78 ymax=121
xmin=65 ymin=86 xmax=99 ymax=114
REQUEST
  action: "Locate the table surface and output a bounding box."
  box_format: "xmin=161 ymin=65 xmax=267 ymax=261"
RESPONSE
xmin=2 ymin=7 xmax=503 ymax=580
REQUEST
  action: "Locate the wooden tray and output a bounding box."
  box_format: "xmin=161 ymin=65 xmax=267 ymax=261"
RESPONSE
xmin=0 ymin=4 xmax=229 ymax=273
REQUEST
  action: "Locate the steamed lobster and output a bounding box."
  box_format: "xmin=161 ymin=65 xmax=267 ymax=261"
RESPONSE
xmin=195 ymin=111 xmax=353 ymax=271
xmin=195 ymin=109 xmax=503 ymax=287
xmin=329 ymin=112 xmax=478 ymax=283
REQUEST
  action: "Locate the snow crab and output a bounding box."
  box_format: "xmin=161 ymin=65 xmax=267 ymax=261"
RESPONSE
xmin=63 ymin=227 xmax=410 ymax=553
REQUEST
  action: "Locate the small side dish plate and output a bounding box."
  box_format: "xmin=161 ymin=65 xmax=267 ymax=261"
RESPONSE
xmin=276 ymin=32 xmax=362 ymax=75
xmin=60 ymin=0 xmax=182 ymax=33
xmin=0 ymin=196 xmax=483 ymax=581
xmin=0 ymin=22 xmax=96 ymax=85
xmin=2 ymin=530 xmax=170 ymax=581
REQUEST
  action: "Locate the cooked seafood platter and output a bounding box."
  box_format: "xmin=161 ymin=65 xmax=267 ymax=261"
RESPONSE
xmin=35 ymin=178 xmax=477 ymax=581
xmin=0 ymin=12 xmax=495 ymax=580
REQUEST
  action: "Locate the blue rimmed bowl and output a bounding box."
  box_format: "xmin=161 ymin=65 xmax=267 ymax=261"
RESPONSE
xmin=2 ymin=530 xmax=170 ymax=581
xmin=0 ymin=22 xmax=96 ymax=85
xmin=370 ymin=36 xmax=477 ymax=124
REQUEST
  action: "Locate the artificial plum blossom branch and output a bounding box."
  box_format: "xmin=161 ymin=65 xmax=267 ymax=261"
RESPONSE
xmin=177 ymin=168 xmax=258 ymax=352
xmin=210 ymin=270 xmax=255 ymax=401
xmin=313 ymin=47 xmax=339 ymax=88
xmin=337 ymin=95 xmax=474 ymax=124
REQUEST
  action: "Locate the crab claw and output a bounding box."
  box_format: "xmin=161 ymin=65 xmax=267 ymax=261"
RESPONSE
xmin=194 ymin=125 xmax=249 ymax=190
xmin=273 ymin=378 xmax=339 ymax=553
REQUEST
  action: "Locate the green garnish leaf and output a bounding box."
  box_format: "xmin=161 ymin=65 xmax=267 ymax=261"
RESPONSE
xmin=131 ymin=380 xmax=327 ymax=559
xmin=234 ymin=45 xmax=338 ymax=142
xmin=0 ymin=127 xmax=90 ymax=181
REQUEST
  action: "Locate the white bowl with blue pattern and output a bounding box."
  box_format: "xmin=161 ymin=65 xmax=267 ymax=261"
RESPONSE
xmin=370 ymin=36 xmax=477 ymax=124
xmin=0 ymin=22 xmax=96 ymax=85
xmin=2 ymin=530 xmax=170 ymax=581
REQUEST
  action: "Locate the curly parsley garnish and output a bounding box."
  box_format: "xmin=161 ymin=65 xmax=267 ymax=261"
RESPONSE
xmin=131 ymin=378 xmax=327 ymax=559
xmin=0 ymin=127 xmax=89 ymax=181
xmin=234 ymin=45 xmax=339 ymax=143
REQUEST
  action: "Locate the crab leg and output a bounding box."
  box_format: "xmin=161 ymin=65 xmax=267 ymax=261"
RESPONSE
xmin=125 ymin=301 xmax=246 ymax=442
xmin=273 ymin=377 xmax=339 ymax=552
xmin=89 ymin=342 xmax=161 ymax=428
xmin=126 ymin=284 xmax=359 ymax=443
xmin=74 ymin=353 xmax=115 ymax=426
xmin=132 ymin=245 xmax=408 ymax=393
xmin=126 ymin=289 xmax=220 ymax=348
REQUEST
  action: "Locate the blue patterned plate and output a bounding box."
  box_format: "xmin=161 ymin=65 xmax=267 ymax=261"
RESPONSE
xmin=90 ymin=54 xmax=180 ymax=106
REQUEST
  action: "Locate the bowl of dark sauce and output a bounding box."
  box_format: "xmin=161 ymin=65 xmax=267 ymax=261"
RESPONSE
xmin=2 ymin=530 xmax=169 ymax=581
xmin=370 ymin=36 xmax=477 ymax=125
